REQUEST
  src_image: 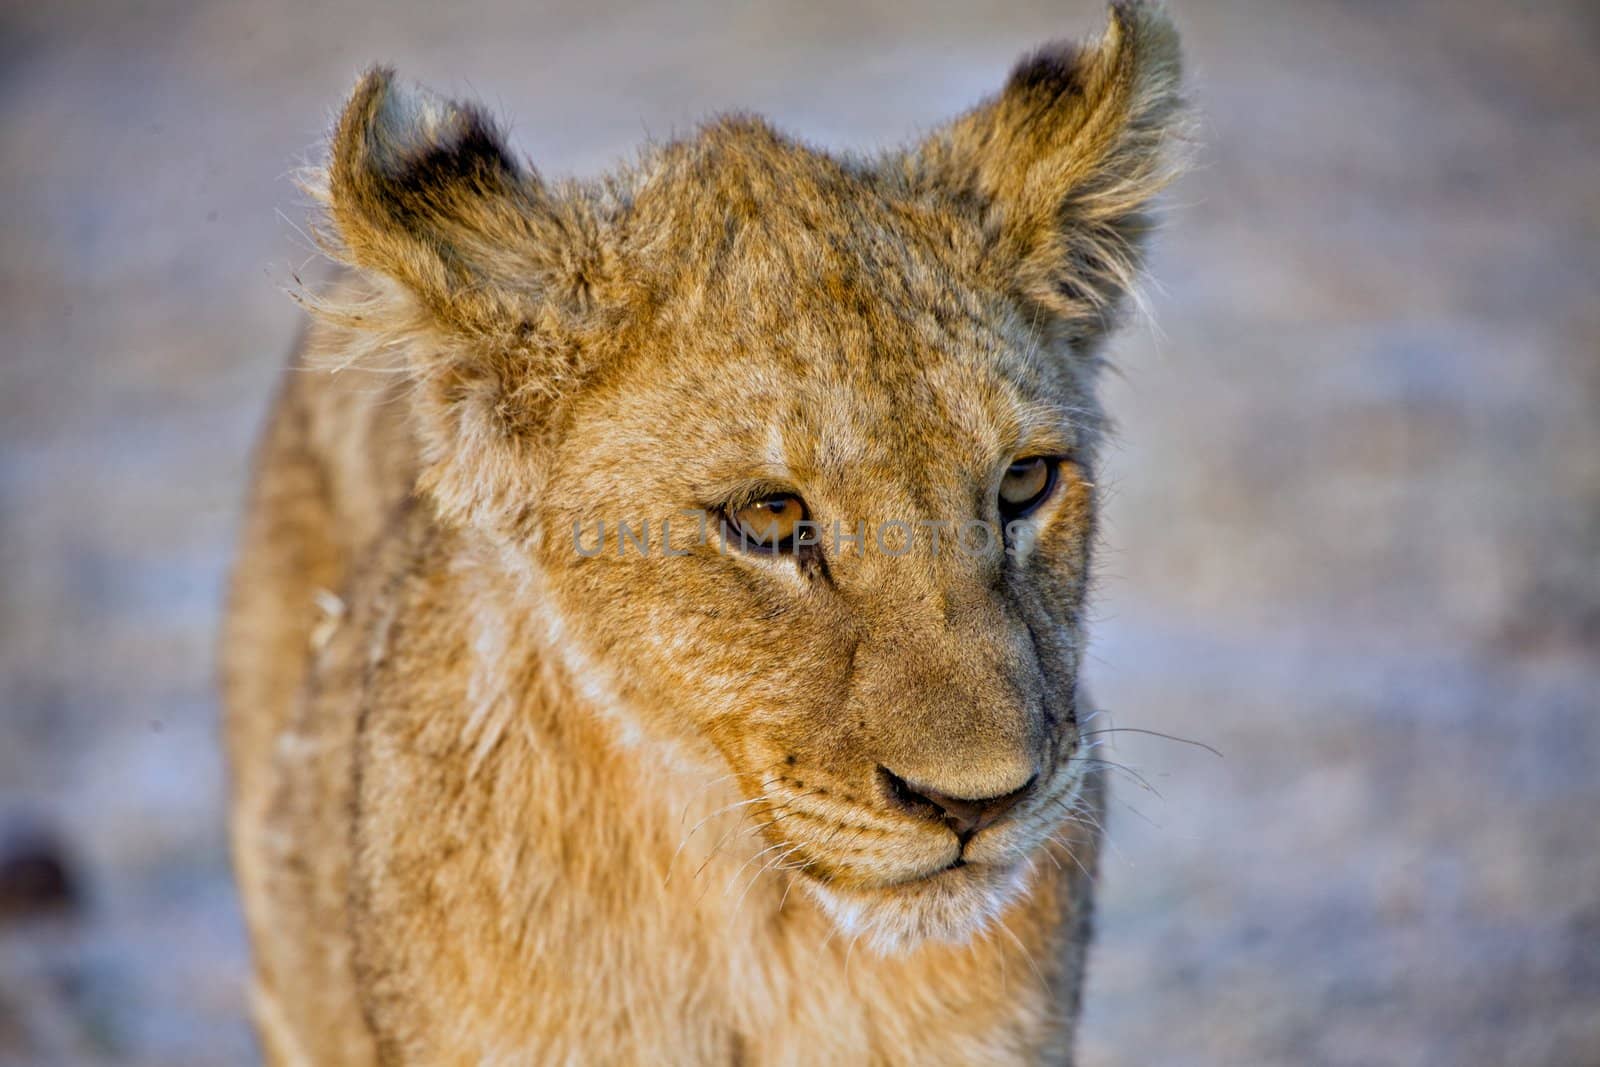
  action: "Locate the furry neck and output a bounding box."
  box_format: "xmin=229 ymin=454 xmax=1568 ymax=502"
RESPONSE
xmin=460 ymin=528 xmax=822 ymax=936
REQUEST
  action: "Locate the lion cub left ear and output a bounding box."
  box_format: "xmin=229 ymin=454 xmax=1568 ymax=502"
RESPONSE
xmin=903 ymin=1 xmax=1186 ymax=345
xmin=325 ymin=67 xmax=594 ymax=329
xmin=318 ymin=69 xmax=603 ymax=536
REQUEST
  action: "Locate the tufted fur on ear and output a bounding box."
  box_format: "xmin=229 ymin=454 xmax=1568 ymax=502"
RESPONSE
xmin=304 ymin=68 xmax=611 ymax=537
xmin=901 ymin=1 xmax=1186 ymax=347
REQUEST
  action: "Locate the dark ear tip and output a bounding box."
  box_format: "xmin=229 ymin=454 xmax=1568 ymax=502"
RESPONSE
xmin=1007 ymin=2 xmax=1181 ymax=104
xmin=1006 ymin=45 xmax=1085 ymax=99
xmin=332 ymin=66 xmax=518 ymax=189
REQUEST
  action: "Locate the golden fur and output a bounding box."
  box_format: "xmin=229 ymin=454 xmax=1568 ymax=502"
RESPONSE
xmin=222 ymin=3 xmax=1185 ymax=1062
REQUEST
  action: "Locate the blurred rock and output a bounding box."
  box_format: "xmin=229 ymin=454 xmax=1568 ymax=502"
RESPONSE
xmin=0 ymin=820 xmax=79 ymax=925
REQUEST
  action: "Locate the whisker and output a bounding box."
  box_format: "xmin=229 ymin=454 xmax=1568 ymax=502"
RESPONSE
xmin=1114 ymin=798 xmax=1165 ymax=831
xmin=1044 ymin=836 xmax=1096 ymax=884
xmin=997 ymin=916 xmax=1049 ymax=995
xmin=1041 ymin=788 xmax=1122 ymax=872
xmin=692 ymin=818 xmax=764 ymax=890
xmin=675 ymin=787 xmax=828 ymax=886
xmin=665 ymin=795 xmax=766 ymax=884
xmin=1069 ymin=756 xmax=1163 ymax=798
xmin=817 ymin=913 xmax=842 ymax=959
xmin=731 ymin=843 xmax=803 ymax=922
xmin=678 ymin=771 xmax=741 ymax=826
xmin=844 ymin=926 xmax=866 ymax=995
xmin=724 ymin=839 xmax=794 ymax=895
xmin=777 ymin=859 xmax=804 ymax=913
xmin=1078 ymin=726 xmax=1223 ymax=759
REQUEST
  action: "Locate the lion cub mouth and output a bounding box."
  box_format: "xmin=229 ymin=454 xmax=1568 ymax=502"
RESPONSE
xmin=798 ymin=855 xmax=1036 ymax=955
xmin=764 ymin=761 xmax=1093 ymax=953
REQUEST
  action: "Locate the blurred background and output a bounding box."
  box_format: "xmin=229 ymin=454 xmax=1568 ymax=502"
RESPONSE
xmin=2 ymin=0 xmax=1596 ymax=1063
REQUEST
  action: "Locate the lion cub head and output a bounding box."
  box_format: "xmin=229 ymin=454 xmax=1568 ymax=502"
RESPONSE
xmin=315 ymin=2 xmax=1182 ymax=951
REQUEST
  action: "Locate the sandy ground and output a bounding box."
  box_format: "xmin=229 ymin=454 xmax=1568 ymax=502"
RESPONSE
xmin=1 ymin=0 xmax=1597 ymax=1063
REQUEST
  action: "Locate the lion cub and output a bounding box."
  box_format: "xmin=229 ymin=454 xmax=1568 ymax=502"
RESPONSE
xmin=223 ymin=3 xmax=1184 ymax=1062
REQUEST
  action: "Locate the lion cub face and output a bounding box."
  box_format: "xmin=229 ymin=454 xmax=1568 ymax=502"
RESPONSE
xmin=541 ymin=237 xmax=1102 ymax=947
xmin=320 ymin=3 xmax=1181 ymax=949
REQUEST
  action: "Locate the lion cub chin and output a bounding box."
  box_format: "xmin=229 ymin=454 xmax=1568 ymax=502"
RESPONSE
xmin=223 ymin=3 xmax=1183 ymax=1062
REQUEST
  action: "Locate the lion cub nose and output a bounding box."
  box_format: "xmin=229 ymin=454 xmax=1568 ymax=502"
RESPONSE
xmin=879 ymin=767 xmax=1037 ymax=841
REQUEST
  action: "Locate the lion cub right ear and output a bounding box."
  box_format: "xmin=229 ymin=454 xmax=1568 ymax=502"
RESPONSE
xmin=316 ymin=69 xmax=604 ymax=536
xmin=902 ymin=1 xmax=1187 ymax=348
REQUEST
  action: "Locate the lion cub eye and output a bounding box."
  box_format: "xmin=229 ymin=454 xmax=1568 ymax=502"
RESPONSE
xmin=998 ymin=457 xmax=1060 ymax=521
xmin=724 ymin=495 xmax=807 ymax=553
